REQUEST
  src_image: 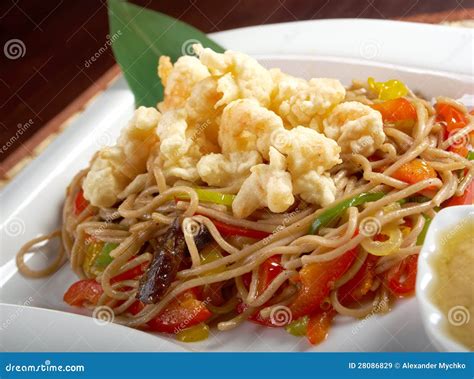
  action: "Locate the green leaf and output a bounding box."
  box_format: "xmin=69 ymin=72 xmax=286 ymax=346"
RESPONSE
xmin=108 ymin=0 xmax=224 ymax=107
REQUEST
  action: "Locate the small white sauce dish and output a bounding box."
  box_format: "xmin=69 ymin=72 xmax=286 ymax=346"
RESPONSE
xmin=416 ymin=205 xmax=474 ymax=352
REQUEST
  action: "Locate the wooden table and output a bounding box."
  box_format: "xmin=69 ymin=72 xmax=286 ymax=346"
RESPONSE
xmin=1 ymin=0 xmax=473 ymax=181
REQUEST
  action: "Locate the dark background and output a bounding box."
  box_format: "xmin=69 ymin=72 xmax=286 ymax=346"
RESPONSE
xmin=1 ymin=0 xmax=473 ymax=170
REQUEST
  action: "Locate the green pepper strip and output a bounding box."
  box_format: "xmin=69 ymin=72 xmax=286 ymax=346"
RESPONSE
xmin=416 ymin=215 xmax=432 ymax=246
xmin=94 ymin=242 xmax=118 ymax=270
xmin=467 ymin=151 xmax=474 ymax=161
xmin=285 ymin=316 xmax=309 ymax=336
xmin=398 ymin=195 xmax=433 ymax=206
xmin=407 ymin=195 xmax=432 ymax=203
xmin=309 ymin=192 xmax=385 ymax=235
xmin=397 ymin=198 xmax=408 ymax=206
xmin=177 ymin=188 xmax=236 ymax=207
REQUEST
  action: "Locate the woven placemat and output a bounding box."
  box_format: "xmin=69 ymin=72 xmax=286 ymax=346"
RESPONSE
xmin=1 ymin=17 xmax=473 ymax=187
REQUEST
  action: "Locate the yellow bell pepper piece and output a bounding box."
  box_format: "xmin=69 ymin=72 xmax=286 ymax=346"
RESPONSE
xmin=82 ymin=240 xmax=104 ymax=278
xmin=368 ymin=77 xmax=408 ymax=100
xmin=200 ymin=245 xmax=225 ymax=276
xmin=176 ymin=323 xmax=210 ymax=342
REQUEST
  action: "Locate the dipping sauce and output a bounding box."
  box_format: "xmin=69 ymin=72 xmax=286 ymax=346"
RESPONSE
xmin=431 ymin=216 xmax=474 ymax=351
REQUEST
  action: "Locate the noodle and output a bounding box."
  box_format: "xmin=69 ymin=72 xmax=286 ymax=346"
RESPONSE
xmin=14 ymin=81 xmax=473 ymax=345
xmin=330 ymin=288 xmax=381 ymax=318
xmin=16 ymin=230 xmax=66 ymax=278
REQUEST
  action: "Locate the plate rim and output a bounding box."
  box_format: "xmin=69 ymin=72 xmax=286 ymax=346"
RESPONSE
xmin=1 ymin=18 xmax=470 ymax=352
xmin=209 ymin=18 xmax=473 ymax=76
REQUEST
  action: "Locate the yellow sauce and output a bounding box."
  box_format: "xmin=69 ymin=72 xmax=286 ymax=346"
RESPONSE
xmin=431 ymin=216 xmax=474 ymax=351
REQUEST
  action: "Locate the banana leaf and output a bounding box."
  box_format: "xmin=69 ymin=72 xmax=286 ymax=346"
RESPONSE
xmin=108 ymin=0 xmax=224 ymax=107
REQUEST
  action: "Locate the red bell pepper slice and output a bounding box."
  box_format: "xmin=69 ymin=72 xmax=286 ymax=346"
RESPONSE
xmin=288 ymin=246 xmax=358 ymax=320
xmin=338 ymin=254 xmax=379 ymax=303
xmin=211 ymin=218 xmax=271 ymax=239
xmin=307 ymin=309 xmax=336 ymax=345
xmin=448 ymin=144 xmax=469 ymax=158
xmin=64 ymin=260 xmax=148 ymax=307
xmin=146 ymin=290 xmax=212 ymax=334
xmin=236 ymin=301 xmax=275 ymax=327
xmin=371 ymin=98 xmax=417 ymax=123
xmin=237 ymin=256 xmax=285 ymax=327
xmin=435 ymin=103 xmax=468 ymax=132
xmin=127 ymin=300 xmax=145 ymax=316
xmin=74 ymin=189 xmax=89 ymax=215
xmin=386 ymin=254 xmax=417 ymax=296
xmin=256 ymin=255 xmax=284 ymax=294
xmin=444 ymin=180 xmax=473 ymax=207
xmin=436 ymin=103 xmax=471 ymax=158
xmin=391 ymin=159 xmax=438 ymax=191
xmin=127 ymin=287 xmax=203 ymax=315
xmin=64 ymin=285 xmax=211 ymax=335
xmin=111 ymin=262 xmax=149 ymax=284
xmin=63 ymin=279 xmax=103 ymax=306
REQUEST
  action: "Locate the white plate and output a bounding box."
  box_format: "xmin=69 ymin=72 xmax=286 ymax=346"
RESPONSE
xmin=1 ymin=19 xmax=473 ymax=352
xmin=0 ymin=304 xmax=186 ymax=352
